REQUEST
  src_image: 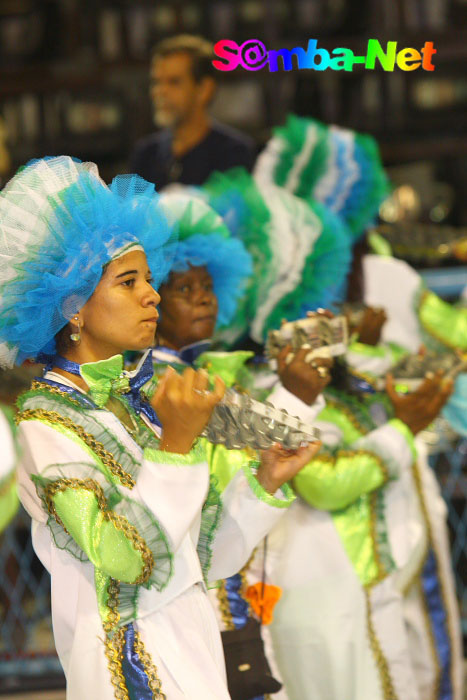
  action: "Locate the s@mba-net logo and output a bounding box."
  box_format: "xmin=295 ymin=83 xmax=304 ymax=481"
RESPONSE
xmin=213 ymin=39 xmax=437 ymax=73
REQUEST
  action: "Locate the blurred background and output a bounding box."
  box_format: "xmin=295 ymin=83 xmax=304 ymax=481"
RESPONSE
xmin=0 ymin=0 xmax=466 ymax=696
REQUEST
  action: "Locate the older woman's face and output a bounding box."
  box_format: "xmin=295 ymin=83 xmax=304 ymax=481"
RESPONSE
xmin=78 ymin=250 xmax=160 ymax=358
xmin=157 ymin=266 xmax=218 ymax=349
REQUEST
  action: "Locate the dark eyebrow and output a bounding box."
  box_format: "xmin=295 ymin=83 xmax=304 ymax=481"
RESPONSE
xmin=115 ymin=269 xmax=138 ymax=279
xmin=115 ymin=269 xmax=153 ymax=279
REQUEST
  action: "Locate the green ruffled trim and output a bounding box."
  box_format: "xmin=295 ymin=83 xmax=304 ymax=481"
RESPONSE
xmin=323 ymin=387 xmax=375 ymax=436
xmin=371 ymin=488 xmax=396 ymax=577
xmin=18 ymin=390 xmax=143 ymax=486
xmin=143 ymin=439 xmax=206 ymax=466
xmin=95 ymin=571 xmax=141 ymax=635
xmin=33 ymin=469 xmax=173 ymax=592
xmin=388 ymin=418 xmax=417 ymax=461
xmin=317 ymin=404 xmax=363 ymax=444
xmin=347 ymin=341 xmax=388 ymax=358
xmin=242 ymin=460 xmax=295 ymax=508
xmin=197 ymin=474 xmax=223 ymax=584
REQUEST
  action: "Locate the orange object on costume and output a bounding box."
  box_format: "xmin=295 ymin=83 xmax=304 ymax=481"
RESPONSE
xmin=245 ymin=583 xmax=282 ymax=625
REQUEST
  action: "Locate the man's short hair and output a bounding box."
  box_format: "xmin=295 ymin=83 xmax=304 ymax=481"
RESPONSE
xmin=152 ymin=35 xmax=216 ymax=82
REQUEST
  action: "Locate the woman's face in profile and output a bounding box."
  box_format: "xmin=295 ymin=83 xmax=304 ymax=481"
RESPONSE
xmin=78 ymin=250 xmax=161 ymax=357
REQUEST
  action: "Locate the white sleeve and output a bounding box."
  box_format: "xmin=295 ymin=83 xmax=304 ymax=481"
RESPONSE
xmin=207 ymin=467 xmax=294 ymax=582
xmin=266 ymin=382 xmax=326 ymax=422
xmin=17 ymin=420 xmax=210 ymax=554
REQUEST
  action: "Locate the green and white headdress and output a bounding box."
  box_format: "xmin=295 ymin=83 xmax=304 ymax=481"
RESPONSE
xmin=254 ymin=114 xmax=390 ymax=240
xmin=203 ymin=168 xmax=352 ymax=343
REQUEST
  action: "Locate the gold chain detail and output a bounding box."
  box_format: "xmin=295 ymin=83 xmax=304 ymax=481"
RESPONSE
xmin=104 ymin=578 xmax=121 ymax=635
xmin=216 ymin=579 xmax=235 ymax=631
xmin=30 ymin=380 xmax=83 ymax=406
xmin=104 ymin=628 xmax=129 ymax=700
xmin=309 ymin=449 xmax=389 ymax=482
xmin=103 ymin=579 xmax=130 ymax=700
xmin=325 ymin=398 xmax=370 ymax=435
xmin=106 ymin=512 xmax=154 ymax=585
xmin=216 ymin=549 xmax=255 ymax=631
xmin=364 ymin=588 xmax=399 ymax=700
xmin=43 ymin=477 xmax=154 ymax=586
xmin=17 ymin=408 xmax=135 ymax=489
xmin=133 ymin=631 xmax=167 ymax=699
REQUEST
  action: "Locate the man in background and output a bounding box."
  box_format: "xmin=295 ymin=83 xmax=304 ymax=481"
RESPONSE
xmin=130 ymin=34 xmax=255 ymax=190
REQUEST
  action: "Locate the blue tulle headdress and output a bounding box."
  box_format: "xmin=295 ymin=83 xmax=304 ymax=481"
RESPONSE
xmin=159 ymin=193 xmax=253 ymax=328
xmin=0 ymin=156 xmax=174 ymax=367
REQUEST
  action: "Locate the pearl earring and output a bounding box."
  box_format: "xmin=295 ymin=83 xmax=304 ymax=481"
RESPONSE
xmin=70 ymin=316 xmax=81 ymax=343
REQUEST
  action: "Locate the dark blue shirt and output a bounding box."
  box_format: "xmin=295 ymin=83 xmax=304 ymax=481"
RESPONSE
xmin=130 ymin=122 xmax=256 ymax=190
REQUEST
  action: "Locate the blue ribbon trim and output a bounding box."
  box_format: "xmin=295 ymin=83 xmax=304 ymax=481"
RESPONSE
xmin=38 ymin=353 xmax=161 ymax=427
xmin=421 ymin=548 xmax=453 ymax=700
xmin=156 ymin=339 xmax=211 ymax=366
xmin=33 ymin=377 xmax=98 ymax=409
xmin=121 ymin=624 xmax=155 ymax=700
xmin=224 ymin=574 xmax=250 ymax=630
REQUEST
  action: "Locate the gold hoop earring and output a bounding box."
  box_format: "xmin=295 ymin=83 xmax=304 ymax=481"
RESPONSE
xmin=70 ymin=316 xmax=81 ymax=343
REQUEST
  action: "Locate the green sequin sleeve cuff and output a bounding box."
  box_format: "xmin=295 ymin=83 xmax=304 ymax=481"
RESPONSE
xmin=388 ymin=418 xmax=417 ymax=460
xmin=143 ymin=439 xmax=207 ymax=466
xmin=242 ymin=460 xmax=295 ymax=508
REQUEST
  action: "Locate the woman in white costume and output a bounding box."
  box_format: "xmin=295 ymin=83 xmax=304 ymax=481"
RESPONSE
xmin=0 ymin=156 xmax=319 ymax=700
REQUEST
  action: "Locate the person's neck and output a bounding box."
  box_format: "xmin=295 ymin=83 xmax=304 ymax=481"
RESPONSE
xmin=156 ymin=335 xmax=182 ymax=352
xmin=172 ymin=113 xmax=211 ymax=159
xmin=51 ymin=343 xmax=122 ymax=392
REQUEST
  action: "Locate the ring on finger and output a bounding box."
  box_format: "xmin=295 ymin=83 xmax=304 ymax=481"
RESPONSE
xmin=193 ymin=388 xmax=210 ymax=396
xmin=317 ymin=366 xmax=329 ymax=379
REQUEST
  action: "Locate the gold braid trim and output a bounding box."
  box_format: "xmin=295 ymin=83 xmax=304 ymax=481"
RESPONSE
xmin=364 ymin=588 xmax=399 ymax=700
xmin=308 ymin=449 xmax=389 ymax=481
xmin=216 ymin=549 xmax=256 ymax=631
xmin=17 ymin=408 xmax=135 ymax=489
xmin=217 ymin=579 xmax=236 ymax=631
xmin=348 ymin=369 xmax=379 ymax=390
xmin=410 ymin=460 xmax=455 ymax=698
xmin=133 ymin=631 xmax=167 ymax=699
xmin=30 ymin=380 xmax=83 ymax=406
xmin=102 ymin=579 xmax=166 ymax=700
xmin=324 ymin=399 xmax=369 ymax=435
xmin=44 ymin=477 xmax=154 ymax=586
xmin=102 ymin=579 xmax=130 ymax=700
